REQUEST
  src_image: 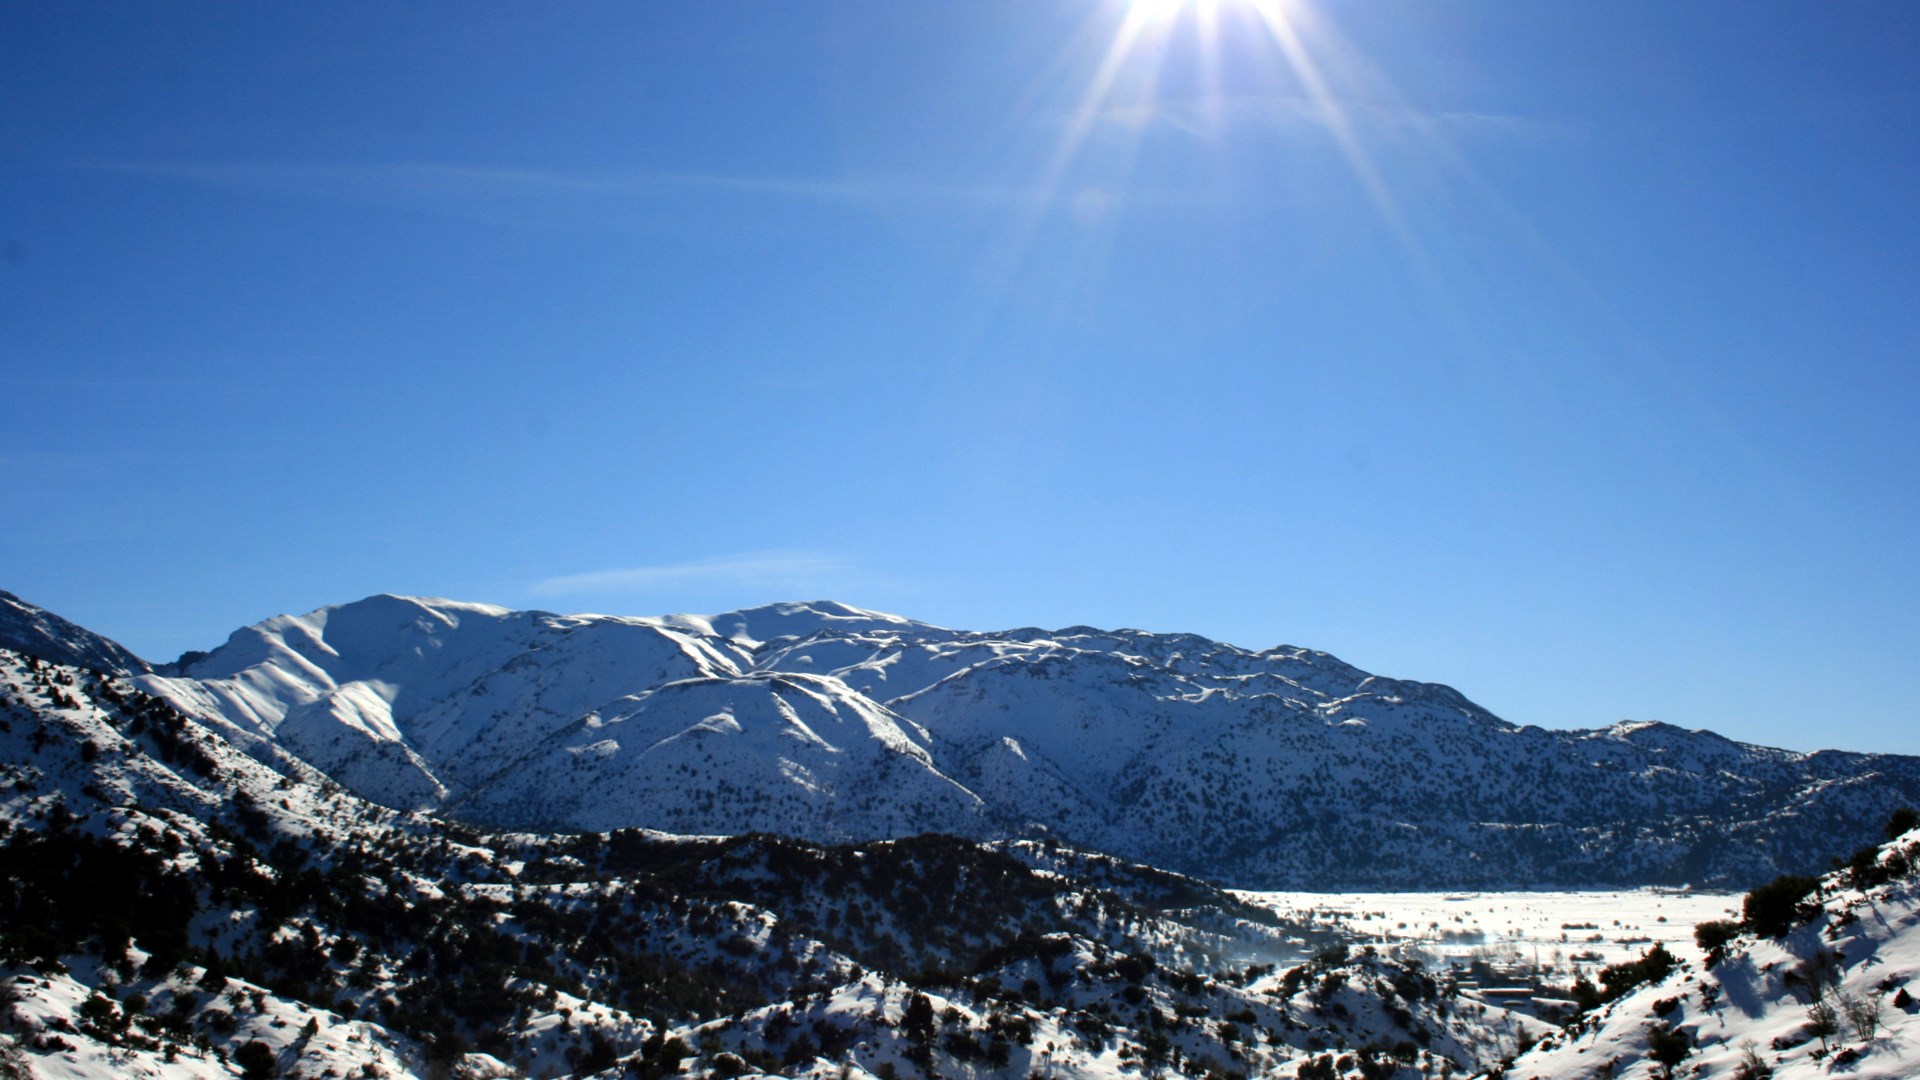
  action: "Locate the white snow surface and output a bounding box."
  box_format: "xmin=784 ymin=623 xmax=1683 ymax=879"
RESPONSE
xmin=456 ymin=671 xmax=988 ymax=839
xmin=1237 ymin=889 xmax=1742 ymax=971
xmin=1504 ymin=831 xmax=1920 ymax=1080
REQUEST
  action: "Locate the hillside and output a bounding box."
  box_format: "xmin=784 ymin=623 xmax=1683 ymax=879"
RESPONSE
xmin=0 ymin=589 xmax=150 ymax=678
xmin=51 ymin=589 xmax=1918 ymax=889
xmin=1498 ymin=820 xmax=1920 ymax=1079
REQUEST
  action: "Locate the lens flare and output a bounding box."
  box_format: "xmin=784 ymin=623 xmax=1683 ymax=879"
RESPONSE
xmin=1068 ymin=0 xmax=1407 ymax=234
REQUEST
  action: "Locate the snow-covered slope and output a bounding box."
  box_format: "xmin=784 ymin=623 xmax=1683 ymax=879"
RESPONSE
xmin=457 ymin=671 xmax=988 ymax=839
xmin=135 ymin=594 xmax=749 ymax=810
xmin=8 ymin=587 xmax=1920 ymax=888
xmin=1502 ymin=827 xmax=1920 ymax=1080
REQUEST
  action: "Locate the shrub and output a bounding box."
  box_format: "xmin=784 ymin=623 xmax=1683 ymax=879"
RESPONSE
xmin=780 ymin=1035 xmax=818 ymax=1068
xmin=75 ymin=994 xmax=120 ymax=1033
xmin=1694 ymin=919 xmax=1741 ymax=965
xmin=1885 ymin=806 xmax=1918 ymax=840
xmin=1743 ymin=875 xmax=1820 ymax=938
xmin=1646 ymin=1023 xmax=1691 ymax=1079
xmin=234 ymin=1040 xmax=277 ymax=1080
xmin=1886 ymin=848 xmax=1912 ymax=878
xmin=1114 ymin=951 xmax=1155 ymax=984
xmin=1846 ymin=846 xmax=1892 ymax=891
xmin=1569 ymin=974 xmax=1602 ymax=1013
xmin=1598 ymin=944 xmax=1678 ymax=1002
xmin=1297 ymin=1057 xmax=1337 ymax=1080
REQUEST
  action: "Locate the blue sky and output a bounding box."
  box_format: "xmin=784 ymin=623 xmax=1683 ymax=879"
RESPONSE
xmin=4 ymin=1 xmax=1916 ymax=754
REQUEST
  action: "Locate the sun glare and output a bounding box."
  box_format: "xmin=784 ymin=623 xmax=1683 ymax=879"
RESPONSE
xmin=1125 ymin=0 xmax=1238 ymax=27
xmin=1128 ymin=0 xmax=1195 ymax=20
xmin=1059 ymin=0 xmax=1403 ymax=228
xmin=990 ymin=0 xmax=1417 ymax=308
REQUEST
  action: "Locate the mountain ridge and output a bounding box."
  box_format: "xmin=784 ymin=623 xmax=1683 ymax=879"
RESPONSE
xmin=4 ymin=587 xmax=1917 ymax=889
xmin=0 ymin=588 xmax=151 ymax=678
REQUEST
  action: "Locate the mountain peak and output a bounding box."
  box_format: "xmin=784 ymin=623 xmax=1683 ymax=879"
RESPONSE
xmin=334 ymin=592 xmax=517 ymax=622
xmin=702 ymin=599 xmax=944 ymax=646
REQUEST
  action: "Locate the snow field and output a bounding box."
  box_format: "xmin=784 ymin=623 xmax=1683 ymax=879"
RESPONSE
xmin=1236 ymin=890 xmax=1742 ymax=973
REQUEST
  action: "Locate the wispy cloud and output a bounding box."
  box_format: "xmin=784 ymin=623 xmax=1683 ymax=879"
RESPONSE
xmin=79 ymin=158 xmax=1106 ymax=226
xmin=73 ymin=157 xmax=1223 ymax=236
xmin=1082 ymin=93 xmax=1555 ymax=142
xmin=94 ymin=159 xmax=622 ymax=200
xmin=530 ymin=550 xmax=855 ymax=597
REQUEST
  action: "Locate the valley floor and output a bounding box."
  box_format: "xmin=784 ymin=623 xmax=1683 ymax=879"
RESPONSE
xmin=1236 ymin=889 xmax=1742 ymax=972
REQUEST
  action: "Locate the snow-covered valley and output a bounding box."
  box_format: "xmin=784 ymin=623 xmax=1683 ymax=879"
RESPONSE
xmin=1236 ymin=890 xmax=1741 ymax=972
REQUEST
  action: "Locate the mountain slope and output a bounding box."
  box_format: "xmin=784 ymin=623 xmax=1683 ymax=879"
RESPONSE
xmin=456 ymin=671 xmax=989 ymax=839
xmin=12 ymin=587 xmax=1920 ymax=888
xmin=0 ymin=588 xmax=150 ymax=677
xmin=137 ymin=594 xmax=750 ymax=810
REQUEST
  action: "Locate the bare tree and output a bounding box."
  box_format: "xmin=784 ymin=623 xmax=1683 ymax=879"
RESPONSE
xmin=1790 ymin=950 xmax=1842 ymax=1002
xmin=1841 ymin=991 xmax=1882 ymax=1041
xmin=1733 ymin=1039 xmax=1774 ymax=1080
xmin=1806 ymin=999 xmax=1840 ymax=1053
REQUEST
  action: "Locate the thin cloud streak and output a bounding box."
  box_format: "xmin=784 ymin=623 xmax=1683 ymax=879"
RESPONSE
xmin=65 ymin=158 xmax=1224 ymax=240
xmin=79 ymin=159 xmax=1153 ymax=220
xmin=1083 ymin=94 xmax=1554 ymax=141
xmin=530 ymin=551 xmax=854 ymax=597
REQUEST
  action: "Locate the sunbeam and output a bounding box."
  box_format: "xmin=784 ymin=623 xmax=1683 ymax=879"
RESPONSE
xmin=1241 ymin=0 xmax=1406 ymax=232
xmin=1049 ymin=0 xmax=1413 ymax=240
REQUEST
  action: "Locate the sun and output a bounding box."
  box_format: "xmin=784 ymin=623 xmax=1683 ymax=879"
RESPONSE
xmin=1079 ymin=0 xmax=1396 ymax=222
xmin=1010 ymin=0 xmax=1405 ymax=280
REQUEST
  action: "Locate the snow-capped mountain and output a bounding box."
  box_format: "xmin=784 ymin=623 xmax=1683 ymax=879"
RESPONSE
xmin=0 ymin=643 xmax=1538 ymax=1080
xmin=3 ymin=586 xmax=1918 ymax=1080
xmin=11 ymin=588 xmax=1920 ymax=888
